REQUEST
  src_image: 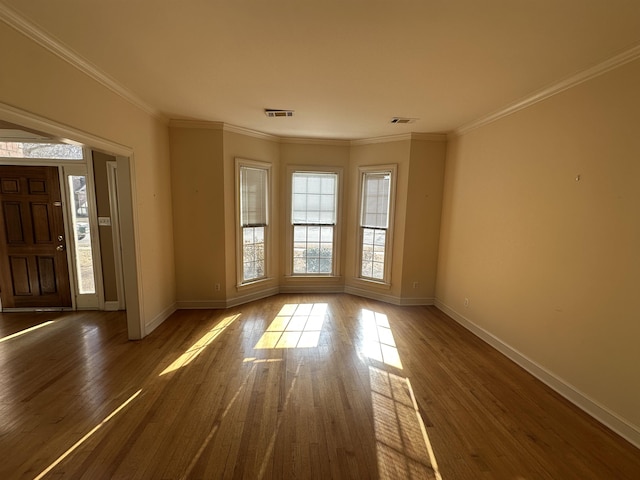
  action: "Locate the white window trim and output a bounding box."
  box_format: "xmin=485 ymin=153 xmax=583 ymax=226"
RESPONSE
xmin=285 ymin=165 xmax=343 ymax=278
xmin=235 ymin=158 xmax=272 ymax=288
xmin=356 ymin=164 xmax=397 ymax=286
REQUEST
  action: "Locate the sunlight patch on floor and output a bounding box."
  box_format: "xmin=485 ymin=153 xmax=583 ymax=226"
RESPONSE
xmin=34 ymin=389 xmax=142 ymax=480
xmin=0 ymin=320 xmax=55 ymax=343
xmin=370 ymin=366 xmax=442 ymax=480
xmin=360 ymin=309 xmax=403 ymax=369
xmin=254 ymin=303 xmax=327 ymax=349
xmin=159 ymin=314 xmax=240 ymax=376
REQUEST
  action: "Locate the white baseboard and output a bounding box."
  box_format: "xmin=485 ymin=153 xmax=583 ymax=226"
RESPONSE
xmin=434 ymin=299 xmax=640 ymax=449
xmin=145 ymin=302 xmax=177 ymax=336
xmin=226 ymin=286 xmax=280 ymax=308
xmin=176 ymin=286 xmax=434 ymax=311
xmin=343 ymin=285 xmax=402 ymax=305
xmin=175 ymin=300 xmax=228 ymax=309
xmin=279 ymin=284 xmax=344 ymax=294
xmin=398 ymin=296 xmax=435 ymax=306
xmin=103 ymin=301 xmax=121 ymax=311
xmin=344 ymin=285 xmax=434 ymax=306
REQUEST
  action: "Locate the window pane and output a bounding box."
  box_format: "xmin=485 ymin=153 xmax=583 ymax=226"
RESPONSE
xmin=68 ymin=175 xmax=95 ymax=294
xmin=293 ymin=225 xmax=333 ymax=274
xmin=320 ymin=226 xmax=333 ymax=243
xmin=242 ymin=226 xmax=265 ymax=282
xmin=1 ymin=142 xmax=83 ymax=160
xmin=308 ymin=226 xmax=320 ymax=242
xmin=319 ymin=258 xmax=332 ymax=273
xmin=243 ymin=244 xmax=255 ymax=262
xmin=372 ymin=262 xmax=384 ymax=279
xmin=307 ymin=176 xmax=321 ymax=193
xmin=361 ymin=227 xmax=386 ymax=280
xmin=243 ymin=227 xmax=254 ymax=244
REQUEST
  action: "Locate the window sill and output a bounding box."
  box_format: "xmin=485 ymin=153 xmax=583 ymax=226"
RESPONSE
xmin=236 ymin=277 xmax=274 ymax=290
xmin=350 ymin=277 xmax=392 ymax=290
xmin=283 ymin=275 xmax=343 ymax=283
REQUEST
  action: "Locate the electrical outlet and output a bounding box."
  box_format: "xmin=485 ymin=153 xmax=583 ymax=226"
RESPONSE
xmin=464 ymin=297 xmax=470 ymax=308
xmin=215 ymin=283 xmax=221 ymax=292
xmin=412 ymin=281 xmax=419 ymax=289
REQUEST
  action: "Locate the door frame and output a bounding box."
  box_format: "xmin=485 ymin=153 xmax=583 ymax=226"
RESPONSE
xmin=0 ymin=101 xmax=144 ymax=339
xmin=62 ymin=161 xmax=105 ymax=310
xmin=106 ymin=160 xmax=126 ymax=311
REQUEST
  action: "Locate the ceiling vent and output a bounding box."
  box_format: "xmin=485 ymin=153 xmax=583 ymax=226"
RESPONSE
xmin=265 ymin=109 xmax=294 ymax=118
xmin=390 ymin=117 xmax=417 ymax=124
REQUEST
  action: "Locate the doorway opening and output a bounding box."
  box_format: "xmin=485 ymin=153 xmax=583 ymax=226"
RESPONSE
xmin=0 ymin=129 xmax=122 ymax=313
xmin=0 ymin=108 xmax=142 ymax=339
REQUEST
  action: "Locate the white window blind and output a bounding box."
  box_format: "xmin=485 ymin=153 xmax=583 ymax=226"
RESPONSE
xmin=240 ymin=166 xmax=267 ymax=227
xmin=361 ymin=172 xmax=390 ymax=228
xmin=292 ymin=172 xmax=337 ymax=224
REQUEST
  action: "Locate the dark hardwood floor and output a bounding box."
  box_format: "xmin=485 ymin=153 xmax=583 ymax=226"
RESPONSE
xmin=0 ymin=294 xmax=638 ymax=479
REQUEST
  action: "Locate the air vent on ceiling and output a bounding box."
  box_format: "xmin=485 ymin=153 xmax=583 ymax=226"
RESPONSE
xmin=390 ymin=117 xmax=418 ymax=124
xmin=265 ymin=109 xmax=294 ymax=118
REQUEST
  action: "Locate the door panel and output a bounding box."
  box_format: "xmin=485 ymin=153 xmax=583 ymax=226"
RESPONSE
xmin=0 ymin=166 xmax=71 ymax=308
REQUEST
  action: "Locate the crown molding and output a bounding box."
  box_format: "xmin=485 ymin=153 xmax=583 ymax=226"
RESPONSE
xmin=280 ymin=136 xmax=351 ymax=147
xmin=169 ymin=119 xmax=225 ymax=130
xmin=351 ymin=133 xmax=412 ymax=146
xmin=223 ymin=123 xmax=280 ymax=142
xmin=0 ymin=3 xmax=162 ymax=120
xmin=455 ymin=42 xmax=640 ymax=136
xmin=411 ymin=132 xmax=448 ymax=142
xmin=169 ymin=120 xmax=445 ymax=146
xmin=168 ymin=120 xmax=279 ymax=142
xmin=350 ymin=132 xmax=447 ymax=146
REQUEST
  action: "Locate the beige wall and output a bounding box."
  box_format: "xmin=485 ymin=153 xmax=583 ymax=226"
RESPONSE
xmin=401 ymin=139 xmax=446 ymax=300
xmin=169 ymin=126 xmax=225 ymax=304
xmin=437 ymin=59 xmax=640 ymax=430
xmin=0 ymin=23 xmax=176 ymax=332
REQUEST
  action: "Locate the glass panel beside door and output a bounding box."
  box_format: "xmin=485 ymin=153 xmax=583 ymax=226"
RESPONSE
xmin=68 ymin=175 xmax=96 ymax=295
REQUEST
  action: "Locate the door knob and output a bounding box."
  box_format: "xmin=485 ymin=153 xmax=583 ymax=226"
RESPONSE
xmin=56 ymin=245 xmax=65 ymax=251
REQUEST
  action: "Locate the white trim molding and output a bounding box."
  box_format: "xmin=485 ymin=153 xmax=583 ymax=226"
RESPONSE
xmin=225 ymin=124 xmax=280 ymax=142
xmin=168 ymin=119 xmax=225 ymax=131
xmin=176 ymin=300 xmax=228 ymax=310
xmin=455 ymin=42 xmax=640 ymax=136
xmin=435 ymin=299 xmax=640 ymax=449
xmin=280 ymin=136 xmax=351 ymax=147
xmin=0 ymin=3 xmax=161 ymax=119
xmin=144 ymin=302 xmax=177 ymax=336
xmin=103 ymin=301 xmax=121 ymax=312
xmin=176 ymin=286 xmax=280 ymax=310
xmin=0 ymin=102 xmax=134 ymax=156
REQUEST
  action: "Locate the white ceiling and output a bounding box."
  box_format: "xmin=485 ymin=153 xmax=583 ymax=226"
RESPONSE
xmin=3 ymin=0 xmax=640 ymax=140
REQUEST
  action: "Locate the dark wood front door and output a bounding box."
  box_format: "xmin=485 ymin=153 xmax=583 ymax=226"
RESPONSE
xmin=0 ymin=166 xmax=71 ymax=309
